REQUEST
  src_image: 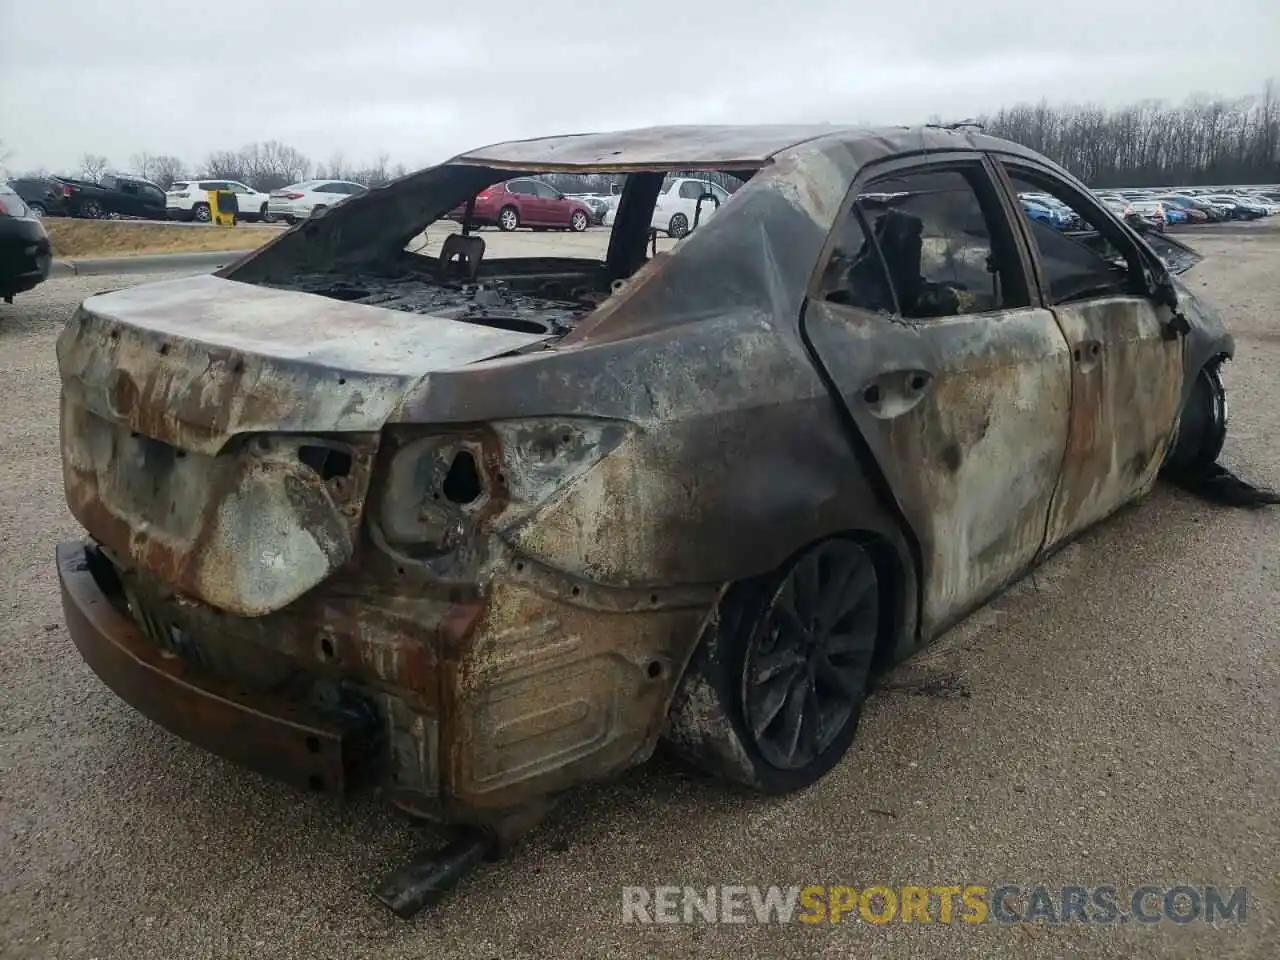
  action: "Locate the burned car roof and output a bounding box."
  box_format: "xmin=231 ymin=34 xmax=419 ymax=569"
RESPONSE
xmin=451 ymin=123 xmax=1053 ymax=171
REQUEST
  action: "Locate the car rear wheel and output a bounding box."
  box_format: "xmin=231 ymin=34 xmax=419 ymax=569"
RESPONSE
xmin=79 ymin=199 xmax=104 ymax=219
xmin=499 ymin=206 xmax=520 ymax=231
xmin=259 ymin=203 xmax=273 ymax=223
xmin=668 ymin=538 xmax=882 ymax=794
xmin=27 ymin=203 xmax=46 ymax=218
xmin=192 ymin=202 xmax=211 ymax=223
xmin=668 ymin=213 xmax=690 ymax=238
xmin=570 ymin=210 xmax=589 ymax=232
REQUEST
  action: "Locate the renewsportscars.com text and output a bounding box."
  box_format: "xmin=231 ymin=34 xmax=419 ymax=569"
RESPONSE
xmin=622 ymin=884 xmax=1248 ymax=925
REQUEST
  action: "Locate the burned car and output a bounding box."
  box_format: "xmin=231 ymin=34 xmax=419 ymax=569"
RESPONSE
xmin=54 ymin=125 xmax=1268 ymax=915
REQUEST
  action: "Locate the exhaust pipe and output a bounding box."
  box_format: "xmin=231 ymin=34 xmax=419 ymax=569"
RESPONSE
xmin=373 ymin=829 xmax=495 ymax=920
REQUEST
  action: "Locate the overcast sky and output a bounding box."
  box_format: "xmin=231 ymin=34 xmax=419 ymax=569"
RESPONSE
xmin=2 ymin=0 xmax=1277 ymax=175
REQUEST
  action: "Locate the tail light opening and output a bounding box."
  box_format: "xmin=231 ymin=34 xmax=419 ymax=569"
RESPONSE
xmin=375 ymin=419 xmax=632 ymax=553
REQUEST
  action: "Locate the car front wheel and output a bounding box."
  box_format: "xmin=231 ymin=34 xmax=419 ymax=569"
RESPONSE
xmin=570 ymin=210 xmax=589 ymax=232
xmin=1166 ymin=361 xmax=1227 ymax=473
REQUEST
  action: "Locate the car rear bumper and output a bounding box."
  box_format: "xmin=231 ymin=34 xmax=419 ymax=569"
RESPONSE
xmin=0 ymin=218 xmax=52 ymax=294
xmin=56 ymin=532 xmax=708 ymax=827
xmin=56 ymin=540 xmax=357 ymax=795
xmin=267 ymin=202 xmax=306 ymax=219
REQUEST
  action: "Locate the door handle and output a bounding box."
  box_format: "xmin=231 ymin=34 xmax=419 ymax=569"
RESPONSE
xmin=1072 ymin=340 xmax=1102 ymax=364
xmin=861 ymin=369 xmax=934 ymax=418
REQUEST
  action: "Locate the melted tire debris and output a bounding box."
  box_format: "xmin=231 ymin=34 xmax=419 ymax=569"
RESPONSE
xmin=1165 ymin=461 xmax=1280 ymax=508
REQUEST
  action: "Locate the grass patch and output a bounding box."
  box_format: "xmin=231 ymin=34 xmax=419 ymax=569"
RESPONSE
xmin=44 ymin=218 xmax=285 ymax=258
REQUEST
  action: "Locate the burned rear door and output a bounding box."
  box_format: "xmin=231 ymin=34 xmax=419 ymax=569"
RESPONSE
xmin=801 ymin=156 xmax=1073 ymax=639
xmin=994 ymin=159 xmax=1184 ymax=547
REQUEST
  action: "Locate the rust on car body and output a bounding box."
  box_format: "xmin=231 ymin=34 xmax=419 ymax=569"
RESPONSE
xmin=54 ymin=124 xmax=1241 ymax=906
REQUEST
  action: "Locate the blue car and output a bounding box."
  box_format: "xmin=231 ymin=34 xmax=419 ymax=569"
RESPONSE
xmin=1020 ymin=196 xmax=1072 ymax=229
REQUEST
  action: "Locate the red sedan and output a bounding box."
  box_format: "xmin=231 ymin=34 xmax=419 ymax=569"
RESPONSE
xmin=450 ymin=177 xmax=594 ymax=232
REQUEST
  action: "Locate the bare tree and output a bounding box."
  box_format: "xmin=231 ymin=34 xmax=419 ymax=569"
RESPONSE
xmin=129 ymin=151 xmax=155 ymax=180
xmin=239 ymin=140 xmax=311 ymax=191
xmin=79 ymin=153 xmax=110 ymax=182
xmin=316 ymin=151 xmax=353 ymax=181
xmin=146 ymin=155 xmax=187 ymax=189
xmin=203 ymin=149 xmax=247 ymax=182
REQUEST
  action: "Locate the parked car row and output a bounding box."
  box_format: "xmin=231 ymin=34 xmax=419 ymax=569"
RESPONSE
xmin=1094 ymin=185 xmax=1280 ymax=230
xmin=3 ymin=174 xmax=373 ymax=225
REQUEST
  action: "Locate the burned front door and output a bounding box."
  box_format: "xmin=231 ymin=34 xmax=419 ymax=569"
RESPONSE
xmin=802 ymin=157 xmax=1073 ymax=639
xmin=996 ymin=161 xmax=1185 ymax=548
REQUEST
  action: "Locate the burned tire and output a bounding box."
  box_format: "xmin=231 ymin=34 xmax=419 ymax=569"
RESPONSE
xmin=499 ymin=206 xmax=520 ymax=231
xmin=192 ymin=203 xmax=211 ymax=223
xmin=1166 ymin=360 xmax=1227 ymax=473
xmin=668 ymin=213 xmax=690 ymax=238
xmin=1156 ymin=358 xmax=1278 ymax=507
xmin=667 ymin=538 xmax=882 ymax=794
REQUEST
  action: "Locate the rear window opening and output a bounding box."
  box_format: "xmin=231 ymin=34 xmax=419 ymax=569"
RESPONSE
xmin=250 ymin=166 xmax=756 ymax=342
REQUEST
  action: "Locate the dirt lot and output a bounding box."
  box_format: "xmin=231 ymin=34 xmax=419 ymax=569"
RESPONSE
xmin=42 ymin=218 xmax=284 ymax=258
xmin=0 ymin=230 xmax=1277 ymax=959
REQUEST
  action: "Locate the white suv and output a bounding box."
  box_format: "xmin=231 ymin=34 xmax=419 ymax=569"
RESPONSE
xmin=166 ymin=180 xmax=272 ymax=222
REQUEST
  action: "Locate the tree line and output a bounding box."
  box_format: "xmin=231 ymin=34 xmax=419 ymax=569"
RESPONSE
xmin=17 ymin=142 xmax=408 ymax=192
xmin=5 ymin=81 xmax=1278 ymax=191
xmin=975 ymin=80 xmax=1280 ymax=187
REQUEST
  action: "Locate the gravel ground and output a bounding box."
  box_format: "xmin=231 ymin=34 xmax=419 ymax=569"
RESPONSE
xmin=1 ymin=239 xmax=1277 ymax=959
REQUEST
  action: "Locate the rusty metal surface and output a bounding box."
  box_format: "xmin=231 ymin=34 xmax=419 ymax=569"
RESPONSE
xmin=57 ymin=542 xmax=354 ymax=796
xmin=1044 ymin=298 xmax=1185 ymax=546
xmin=55 ymin=123 xmax=1238 ymax=836
xmin=803 ymin=302 xmax=1073 ymax=636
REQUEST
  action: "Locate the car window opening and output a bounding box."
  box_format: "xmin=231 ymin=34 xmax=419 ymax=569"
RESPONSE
xmin=256 ymin=166 xmax=754 ymax=342
xmin=823 ymin=166 xmax=1027 ymax=319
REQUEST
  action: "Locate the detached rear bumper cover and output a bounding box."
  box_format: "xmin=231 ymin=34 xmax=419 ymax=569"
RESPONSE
xmin=56 ymin=540 xmax=353 ymax=795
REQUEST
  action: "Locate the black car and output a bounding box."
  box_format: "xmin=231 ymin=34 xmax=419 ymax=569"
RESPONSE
xmin=53 ymin=174 xmax=168 ymax=220
xmin=7 ymin=177 xmax=72 ymax=218
xmin=0 ymin=183 xmax=52 ymax=302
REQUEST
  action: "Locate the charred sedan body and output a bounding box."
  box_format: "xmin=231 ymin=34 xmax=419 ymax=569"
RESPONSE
xmin=55 ymin=125 xmax=1249 ymax=914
